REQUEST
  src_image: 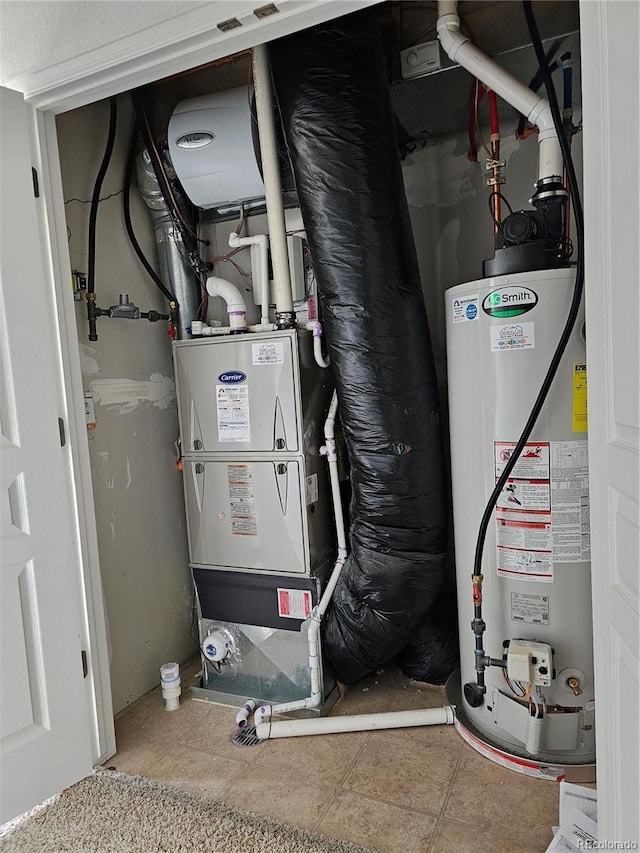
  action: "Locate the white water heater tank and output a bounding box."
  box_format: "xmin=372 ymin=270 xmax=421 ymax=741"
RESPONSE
xmin=446 ymin=268 xmax=594 ymax=768
xmin=168 ymin=87 xmax=264 ymax=210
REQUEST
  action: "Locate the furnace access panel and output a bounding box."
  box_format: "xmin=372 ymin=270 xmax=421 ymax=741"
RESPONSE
xmin=174 ymin=329 xmax=335 ymax=578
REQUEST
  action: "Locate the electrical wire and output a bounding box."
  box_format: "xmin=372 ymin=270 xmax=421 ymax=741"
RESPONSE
xmin=65 ymin=190 xmax=124 ymax=205
xmin=468 ymin=0 xmax=585 ymax=698
xmin=87 ymin=96 xmax=118 ymax=295
xmin=487 ymin=191 xmax=513 ymax=233
xmin=123 ymin=123 xmax=176 ymax=304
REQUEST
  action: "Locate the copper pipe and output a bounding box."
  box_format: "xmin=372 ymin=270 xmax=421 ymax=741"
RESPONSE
xmin=491 ymin=138 xmax=501 ymax=232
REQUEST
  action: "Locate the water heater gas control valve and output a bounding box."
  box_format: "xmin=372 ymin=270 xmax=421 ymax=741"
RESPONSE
xmin=506 ymin=640 xmax=553 ymax=687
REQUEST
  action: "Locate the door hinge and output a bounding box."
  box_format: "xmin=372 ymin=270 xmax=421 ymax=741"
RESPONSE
xmin=58 ymin=417 xmax=66 ymax=447
xmin=32 ymin=167 xmax=40 ymax=198
xmin=81 ymin=649 xmax=89 ymax=678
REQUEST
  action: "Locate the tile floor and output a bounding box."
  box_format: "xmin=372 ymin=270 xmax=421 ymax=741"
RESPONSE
xmin=105 ymin=659 xmax=564 ymax=852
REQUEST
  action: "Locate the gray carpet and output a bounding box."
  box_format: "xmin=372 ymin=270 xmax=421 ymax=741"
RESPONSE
xmin=0 ymin=769 xmax=372 ymax=852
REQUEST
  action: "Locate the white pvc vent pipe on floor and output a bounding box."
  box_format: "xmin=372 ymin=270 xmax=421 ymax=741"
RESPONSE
xmin=256 ymin=706 xmax=454 ymax=740
xmin=436 ymin=0 xmax=563 ymax=182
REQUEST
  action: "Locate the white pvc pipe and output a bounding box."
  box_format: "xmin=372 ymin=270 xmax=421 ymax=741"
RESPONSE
xmin=436 ymin=1 xmax=563 ymax=180
xmin=252 ymin=391 xmax=347 ymax=727
xmin=252 ymin=45 xmax=294 ymax=319
xmin=228 ymin=231 xmax=271 ymax=328
xmin=320 ymin=391 xmax=346 ymax=553
xmin=256 ymin=706 xmax=455 ymax=740
xmin=236 ymin=699 xmax=257 ymax=730
xmin=306 ymin=321 xmax=331 ymax=368
xmin=205 ymin=275 xmax=247 ymax=331
xmin=254 ymin=552 xmax=346 ymax=724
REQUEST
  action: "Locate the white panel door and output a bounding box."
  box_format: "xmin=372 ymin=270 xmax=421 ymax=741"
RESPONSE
xmin=581 ymin=2 xmax=640 ymax=844
xmin=0 ymin=86 xmax=93 ymax=822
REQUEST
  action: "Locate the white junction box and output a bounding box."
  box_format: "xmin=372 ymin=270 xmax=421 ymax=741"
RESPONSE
xmin=506 ymin=640 xmax=553 ymax=687
xmin=400 ymin=40 xmax=442 ymax=80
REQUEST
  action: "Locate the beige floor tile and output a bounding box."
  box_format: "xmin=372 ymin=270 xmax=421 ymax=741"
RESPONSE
xmin=102 ymin=738 xmax=171 ymax=777
xmin=444 ymin=746 xmax=558 ymax=847
xmin=330 ymin=667 xmax=408 ymax=717
xmin=430 ymin=819 xmax=549 ymax=853
xmin=385 ymin=681 xmax=450 ymax=711
xmin=318 ymin=790 xmax=438 ymax=853
xmin=256 ymin=729 xmax=369 ymax=787
xmin=369 ymin=686 xmax=463 ymax=751
xmin=223 ymin=764 xmax=337 ymax=833
xmin=174 ymin=699 xmax=270 ymax=762
xmin=144 ymin=744 xmax=248 ymax=800
xmin=115 ymin=688 xmax=216 ymax=746
xmin=344 ymin=732 xmax=460 ymax=815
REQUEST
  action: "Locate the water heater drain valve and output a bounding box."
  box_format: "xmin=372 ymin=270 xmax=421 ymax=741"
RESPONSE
xmin=202 ymin=630 xmax=232 ymax=663
xmin=506 ymin=640 xmax=553 ymax=687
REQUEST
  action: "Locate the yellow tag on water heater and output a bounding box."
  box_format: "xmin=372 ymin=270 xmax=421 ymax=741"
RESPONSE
xmin=573 ymin=363 xmax=588 ymax=432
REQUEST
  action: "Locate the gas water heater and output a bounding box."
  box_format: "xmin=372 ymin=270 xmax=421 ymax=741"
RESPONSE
xmin=446 ymin=268 xmax=594 ymax=773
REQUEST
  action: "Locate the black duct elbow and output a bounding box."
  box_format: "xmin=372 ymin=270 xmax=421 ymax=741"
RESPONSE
xmin=270 ymin=13 xmax=451 ymax=684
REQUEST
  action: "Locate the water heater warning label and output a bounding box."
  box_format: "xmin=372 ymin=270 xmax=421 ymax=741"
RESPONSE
xmin=572 ymin=363 xmax=588 ymax=432
xmin=277 ymin=588 xmax=312 ymax=620
xmin=551 ymin=440 xmax=590 ymax=562
xmin=511 ymin=592 xmax=550 ymax=626
xmin=495 ymin=441 xmax=553 ymax=582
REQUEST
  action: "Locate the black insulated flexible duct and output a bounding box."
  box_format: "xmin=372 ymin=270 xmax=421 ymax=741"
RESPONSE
xmin=270 ymin=13 xmax=451 ymax=684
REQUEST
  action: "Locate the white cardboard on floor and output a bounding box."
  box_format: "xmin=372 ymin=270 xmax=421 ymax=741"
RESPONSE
xmin=546 ymin=782 xmax=598 ymax=851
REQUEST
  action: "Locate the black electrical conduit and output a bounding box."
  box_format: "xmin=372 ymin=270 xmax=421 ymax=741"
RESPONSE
xmin=123 ymin=123 xmax=177 ymax=305
xmin=87 ymin=96 xmax=118 ymax=340
xmin=465 ymin=0 xmax=586 ymax=707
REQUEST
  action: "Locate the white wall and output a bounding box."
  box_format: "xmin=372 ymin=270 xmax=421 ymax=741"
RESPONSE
xmin=56 ymin=96 xmax=196 ymax=713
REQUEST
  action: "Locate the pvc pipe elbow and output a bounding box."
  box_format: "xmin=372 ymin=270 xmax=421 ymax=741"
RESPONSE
xmin=206 ymin=276 xmax=248 ymax=329
xmin=206 ymin=276 xmax=247 ymax=312
xmin=228 ymin=232 xmax=268 ymax=251
xmin=306 ymin=321 xmax=331 ymax=368
xmin=236 ymin=699 xmax=257 ymax=729
xmin=436 ymin=15 xmax=466 ymax=62
xmin=255 ymin=704 xmax=272 ymax=725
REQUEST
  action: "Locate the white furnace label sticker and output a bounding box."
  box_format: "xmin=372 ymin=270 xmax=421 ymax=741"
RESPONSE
xmin=227 ymin=464 xmax=257 ymax=536
xmin=216 ymin=384 xmax=250 ymax=442
xmin=490 ymin=321 xmax=535 ymax=352
xmin=511 ymin=592 xmax=550 ymax=626
xmin=277 ymin=588 xmax=313 ymax=620
xmin=495 ymin=441 xmax=553 ymax=582
xmin=252 ymin=341 xmax=285 ymax=366
xmin=551 ymin=440 xmax=590 ymax=562
xmin=452 ymin=294 xmax=479 ymax=323
xmin=305 ymin=473 xmax=319 ymax=505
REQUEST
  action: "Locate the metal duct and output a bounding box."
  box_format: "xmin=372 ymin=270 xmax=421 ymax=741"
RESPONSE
xmin=136 ymin=151 xmax=200 ymax=339
xmin=270 ymin=13 xmax=451 ymax=684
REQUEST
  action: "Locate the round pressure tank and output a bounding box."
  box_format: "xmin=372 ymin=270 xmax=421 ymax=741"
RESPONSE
xmin=445 ymin=268 xmax=594 ymax=769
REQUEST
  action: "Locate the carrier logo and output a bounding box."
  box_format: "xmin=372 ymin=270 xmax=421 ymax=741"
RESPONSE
xmin=218 ymin=371 xmax=246 ymax=384
xmin=482 ymin=286 xmax=538 ymax=318
xmin=176 ymin=131 xmax=215 ymax=149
